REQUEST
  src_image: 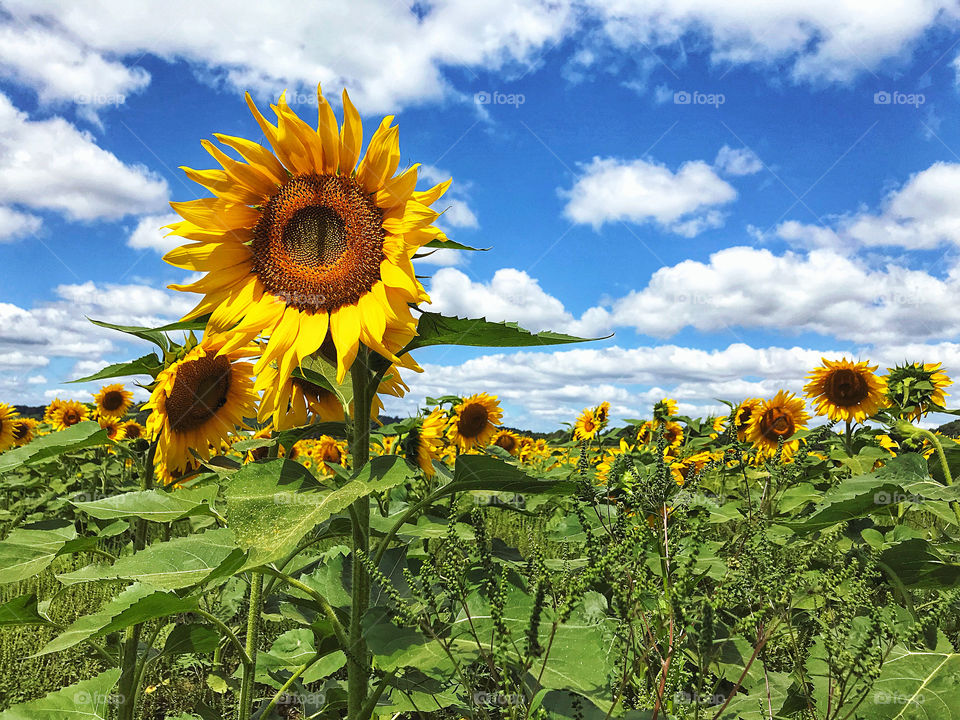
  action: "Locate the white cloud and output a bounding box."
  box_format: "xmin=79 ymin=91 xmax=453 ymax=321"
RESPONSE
xmin=127 ymin=213 xmax=181 ymax=254
xmin=419 ymin=165 xmax=479 ymax=230
xmin=0 ymin=351 xmax=49 ymax=369
xmin=777 ymin=162 xmax=960 ymax=251
xmin=0 ymin=93 xmax=168 ymax=221
xmin=714 ymin=145 xmax=763 ymax=176
xmin=27 ymin=374 xmax=47 ymax=384
xmin=561 ymin=156 xmax=736 ymax=236
xmin=0 ymin=206 xmax=42 ymax=242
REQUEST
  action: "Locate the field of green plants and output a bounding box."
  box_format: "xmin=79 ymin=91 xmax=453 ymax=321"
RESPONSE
xmin=2 ymin=87 xmax=960 ymax=720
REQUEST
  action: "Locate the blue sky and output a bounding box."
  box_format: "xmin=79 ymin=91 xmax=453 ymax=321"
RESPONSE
xmin=2 ymin=1 xmax=960 ymax=430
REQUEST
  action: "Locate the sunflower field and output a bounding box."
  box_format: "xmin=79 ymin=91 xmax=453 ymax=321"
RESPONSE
xmin=2 ymin=88 xmax=960 ymax=720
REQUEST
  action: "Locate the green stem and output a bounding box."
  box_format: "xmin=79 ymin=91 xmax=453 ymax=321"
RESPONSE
xmin=236 ymin=571 xmax=264 ymax=720
xmin=844 ymin=419 xmax=853 ymax=457
xmin=116 ymin=441 xmax=155 ymax=720
xmin=259 ymin=566 xmax=349 ymax=650
xmin=348 ymin=346 xmax=374 ymax=720
xmin=130 ymin=622 xmax=166 ymax=716
xmin=914 ymin=427 xmax=960 ymax=526
xmin=193 ymin=608 xmax=252 ymax=668
xmin=260 ymin=654 xmax=324 ymax=718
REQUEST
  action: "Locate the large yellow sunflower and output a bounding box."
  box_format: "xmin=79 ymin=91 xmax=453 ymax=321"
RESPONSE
xmin=448 ymin=393 xmax=502 ymax=451
xmin=144 ymin=335 xmax=257 ymax=482
xmin=405 ymin=407 xmax=447 ymax=477
xmin=0 ymin=403 xmax=18 ymax=452
xmin=51 ymin=400 xmax=88 ymax=431
xmin=746 ymin=390 xmax=810 ymax=458
xmin=93 ymin=383 xmax=134 ymax=418
xmin=574 ymin=408 xmax=600 ymax=441
xmin=163 ymin=86 xmax=452 ymax=388
xmin=490 ymin=428 xmax=521 ymax=456
xmin=803 ymin=358 xmax=887 ymax=423
xmin=11 ymin=417 xmax=38 ymax=447
xmin=99 ymin=417 xmax=124 ymax=441
xmin=733 ymin=399 xmax=761 ymax=441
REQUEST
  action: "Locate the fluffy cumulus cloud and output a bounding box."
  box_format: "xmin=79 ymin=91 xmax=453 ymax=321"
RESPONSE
xmin=127 ymin=213 xmax=182 ymax=254
xmin=714 ymin=145 xmax=763 ymax=176
xmin=561 ymin=156 xmax=736 ymax=236
xmin=0 ymin=206 xmax=42 ymax=242
xmin=0 ymin=93 xmax=168 ymax=222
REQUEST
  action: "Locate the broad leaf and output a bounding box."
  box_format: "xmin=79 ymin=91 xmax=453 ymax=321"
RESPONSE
xmin=72 ymin=486 xmax=219 ymax=522
xmin=0 ymin=668 xmax=121 ymax=720
xmin=404 ymin=311 xmax=601 ymax=353
xmin=0 ymin=421 xmax=109 ymax=474
xmin=0 ymin=594 xmax=52 ymax=626
xmin=68 ymin=353 xmax=163 ymax=383
xmin=0 ymin=521 xmax=77 ymax=584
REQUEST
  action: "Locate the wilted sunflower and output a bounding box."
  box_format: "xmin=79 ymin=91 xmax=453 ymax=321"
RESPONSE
xmin=11 ymin=417 xmax=38 ymax=447
xmin=0 ymin=403 xmax=17 ymax=452
xmin=164 ymin=85 xmax=452 ymax=386
xmin=51 ymin=400 xmax=88 ymax=431
xmin=93 ymin=383 xmax=134 ymax=418
xmin=404 ymin=407 xmax=446 ymax=477
xmin=144 ymin=335 xmax=257 ymax=482
xmin=746 ymin=391 xmax=810 ymax=458
xmin=804 ymin=358 xmax=887 ymax=423
xmin=448 ymin=393 xmax=502 ymax=451
xmin=490 ymin=429 xmax=521 ymax=456
xmin=885 ymin=362 xmax=951 ymax=420
xmin=653 ymin=398 xmax=679 ymax=422
xmin=733 ymin=399 xmax=761 ymax=441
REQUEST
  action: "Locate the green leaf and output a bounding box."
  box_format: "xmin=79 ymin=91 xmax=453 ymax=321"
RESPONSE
xmin=404 ymin=311 xmax=602 ymax=353
xmin=161 ymin=623 xmax=219 ymax=656
xmin=68 ymin=353 xmax=163 ymax=383
xmin=421 ymin=238 xmax=488 ymax=251
xmin=87 ymin=315 xmax=211 ymax=350
xmin=296 ymin=354 xmax=352 ymax=410
xmin=226 ymin=459 xmax=372 ymax=569
xmin=451 ymin=454 xmax=577 ymax=495
xmin=72 ymin=486 xmax=219 ymax=522
xmin=0 ymin=668 xmax=121 ymax=720
xmin=0 ymin=594 xmax=53 ymax=626
xmin=0 ymin=522 xmax=77 ymax=584
xmin=878 ymin=538 xmax=960 ymax=589
xmin=35 ymin=583 xmax=198 ymax=656
xmin=0 ymin=421 xmax=109 ymax=474
xmin=860 ymin=645 xmax=960 ymax=719
xmin=57 ymin=528 xmax=241 ymax=591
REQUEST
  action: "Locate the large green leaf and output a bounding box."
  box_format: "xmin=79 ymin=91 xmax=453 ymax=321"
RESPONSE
xmin=57 ymin=528 xmax=241 ymax=590
xmin=161 ymin=623 xmax=219 ymax=656
xmin=72 ymin=486 xmax=219 ymax=522
xmin=0 ymin=668 xmax=121 ymax=720
xmin=404 ymin=311 xmax=601 ymax=353
xmin=0 ymin=421 xmax=109 ymax=474
xmin=877 ymin=538 xmax=960 ymax=589
xmin=451 ymin=454 xmax=577 ymax=495
xmin=0 ymin=522 xmax=77 ymax=584
xmin=859 ymin=645 xmax=960 ymax=719
xmin=0 ymin=594 xmax=53 ymax=626
xmin=68 ymin=352 xmax=163 ymax=383
xmin=226 ymin=459 xmax=372 ymax=569
xmin=87 ymin=315 xmax=210 ymax=351
xmin=35 ymin=583 xmax=198 ymax=656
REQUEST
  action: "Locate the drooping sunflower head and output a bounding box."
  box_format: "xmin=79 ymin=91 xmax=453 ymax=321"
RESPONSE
xmin=885 ymin=362 xmax=951 ymax=420
xmin=746 ymin=390 xmax=810 ymax=458
xmin=733 ymin=398 xmax=761 ymax=441
xmin=11 ymin=417 xmax=38 ymax=447
xmin=51 ymin=400 xmax=88 ymax=431
xmin=93 ymin=383 xmax=134 ymax=419
xmin=164 ymin=85 xmax=453 ymax=388
xmin=144 ymin=334 xmax=257 ymax=482
xmin=803 ymin=357 xmax=887 ymax=424
xmin=653 ymin=398 xmax=679 ymax=423
xmin=490 ymin=429 xmax=521 ymax=456
xmin=448 ymin=393 xmax=502 ymax=451
xmin=404 ymin=407 xmax=446 ymax=477
xmin=0 ymin=403 xmax=18 ymax=452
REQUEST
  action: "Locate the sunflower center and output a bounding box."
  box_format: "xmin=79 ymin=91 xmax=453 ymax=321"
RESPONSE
xmin=63 ymin=410 xmax=81 ymax=426
xmin=12 ymin=422 xmax=27 ymax=441
xmin=320 ymin=442 xmax=342 ymax=463
xmin=166 ymin=354 xmax=232 ymax=432
xmin=459 ymin=403 xmax=489 ymax=438
xmin=252 ymin=174 xmax=385 ymax=313
xmin=496 ymin=434 xmax=517 ymax=452
xmin=759 ymin=408 xmax=795 ymax=440
xmin=826 ymin=368 xmax=869 ymax=406
xmin=124 ymin=424 xmax=142 ymax=440
xmin=101 ymin=391 xmax=125 ymax=412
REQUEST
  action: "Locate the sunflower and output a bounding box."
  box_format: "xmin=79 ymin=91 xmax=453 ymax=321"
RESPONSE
xmin=144 ymin=335 xmax=257 ymax=482
xmin=404 ymin=407 xmax=447 ymax=477
xmin=746 ymin=391 xmax=810 ymax=458
xmin=372 ymin=433 xmax=398 ymax=456
xmin=11 ymin=418 xmax=38 ymax=447
xmin=93 ymin=383 xmax=134 ymax=418
xmin=660 ymin=420 xmax=684 ymax=448
xmin=448 ymin=393 xmax=502 ymax=451
xmin=0 ymin=404 xmax=18 ymax=452
xmin=733 ymin=399 xmax=761 ymax=441
xmin=885 ymin=362 xmax=951 ymax=420
xmin=636 ymin=420 xmax=654 ymax=445
xmin=490 ymin=429 xmax=521 ymax=456
xmin=122 ymin=421 xmax=146 ymax=441
xmin=51 ymin=400 xmax=88 ymax=431
xmin=574 ymin=408 xmax=600 ymax=441
xmin=653 ymin=398 xmax=678 ymax=422
xmin=99 ymin=417 xmax=124 ymax=441
xmin=43 ymin=398 xmax=65 ymax=423
xmin=804 ymin=358 xmax=887 ymax=423
xmin=164 ymin=86 xmax=452 ymax=389
xmin=311 ymin=435 xmax=346 ymax=476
